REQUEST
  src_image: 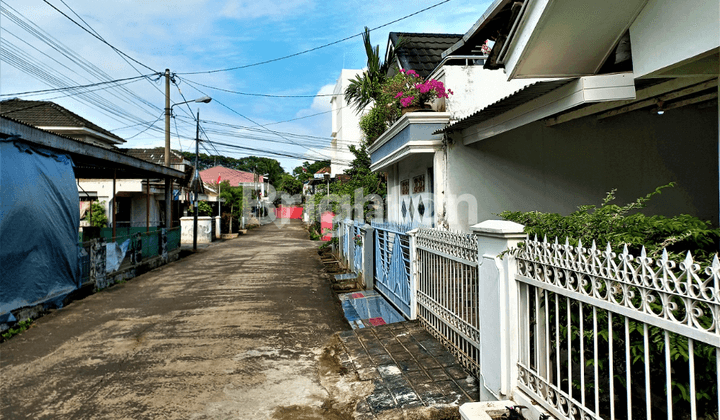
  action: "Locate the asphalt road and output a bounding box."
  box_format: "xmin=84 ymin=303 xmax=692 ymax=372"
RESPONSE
xmin=1 ymin=220 xmax=362 ymax=419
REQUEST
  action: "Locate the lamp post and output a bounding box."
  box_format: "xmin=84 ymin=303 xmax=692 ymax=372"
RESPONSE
xmin=165 ymin=95 xmax=211 ymax=251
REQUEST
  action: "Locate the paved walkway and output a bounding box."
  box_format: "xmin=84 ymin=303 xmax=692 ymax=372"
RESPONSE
xmin=1 ymin=220 xmax=476 ymax=419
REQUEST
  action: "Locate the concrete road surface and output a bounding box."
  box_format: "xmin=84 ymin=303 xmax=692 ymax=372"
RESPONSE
xmin=1 ymin=220 xmax=370 ymax=419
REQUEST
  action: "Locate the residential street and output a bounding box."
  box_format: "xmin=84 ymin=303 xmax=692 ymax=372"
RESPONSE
xmin=0 ymin=220 xmax=363 ymax=419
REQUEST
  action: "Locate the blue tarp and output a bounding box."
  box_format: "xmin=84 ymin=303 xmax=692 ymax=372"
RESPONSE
xmin=0 ymin=138 xmax=79 ymax=322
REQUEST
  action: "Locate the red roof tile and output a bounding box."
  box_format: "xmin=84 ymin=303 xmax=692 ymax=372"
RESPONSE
xmin=200 ymin=166 xmax=263 ymax=186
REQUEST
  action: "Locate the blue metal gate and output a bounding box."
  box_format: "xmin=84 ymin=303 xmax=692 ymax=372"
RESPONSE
xmin=372 ymin=221 xmax=413 ymax=318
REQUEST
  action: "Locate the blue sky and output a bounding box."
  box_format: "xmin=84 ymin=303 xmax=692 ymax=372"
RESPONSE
xmin=1 ymin=0 xmax=490 ymax=172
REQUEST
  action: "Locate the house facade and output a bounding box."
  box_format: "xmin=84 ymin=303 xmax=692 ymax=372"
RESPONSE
xmin=330 ymin=69 xmax=365 ymax=177
xmin=368 ymin=1 xmax=719 ymax=231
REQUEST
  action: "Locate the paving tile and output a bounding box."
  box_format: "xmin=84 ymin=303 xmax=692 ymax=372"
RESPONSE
xmin=366 ymin=385 xmax=397 ymax=413
xmin=394 ymin=359 xmax=421 ymax=373
xmin=393 ymin=387 xmax=422 ymax=408
xmin=434 ymin=352 xmax=459 ymax=367
xmin=433 ymin=380 xmax=466 ymax=405
xmin=445 ymin=365 xmax=469 ymax=380
xmin=414 ymin=382 xmax=444 ymax=405
xmin=351 ymin=355 xmax=373 ymax=370
xmin=384 ymin=343 xmax=406 ymax=354
xmin=356 ymin=367 xmax=381 ymax=381
xmin=355 ymin=398 xmax=373 ymax=414
xmin=426 ymin=367 xmax=450 ymax=382
xmin=405 ymin=369 xmax=432 ymax=385
xmin=455 ymin=376 xmax=479 ymax=399
xmin=365 ymin=344 xmax=388 ymax=356
xmin=416 ymin=356 xmax=441 ymax=369
xmin=369 ymin=353 xmax=394 ymax=365
xmin=377 ymin=364 xmax=403 ymax=379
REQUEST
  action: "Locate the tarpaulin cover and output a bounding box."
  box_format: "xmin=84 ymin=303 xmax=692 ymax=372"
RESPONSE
xmin=0 ymin=139 xmax=79 ymax=322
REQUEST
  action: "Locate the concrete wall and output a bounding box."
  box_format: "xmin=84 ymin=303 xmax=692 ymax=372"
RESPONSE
xmin=331 ymin=69 xmax=366 ymax=176
xmin=630 ymin=0 xmax=719 ymax=78
xmin=436 ymin=66 xmax=537 ymax=121
xmin=443 ymin=103 xmax=718 ymax=231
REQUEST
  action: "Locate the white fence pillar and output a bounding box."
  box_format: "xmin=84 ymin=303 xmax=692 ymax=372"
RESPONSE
xmin=361 ymin=224 xmax=374 ymax=290
xmin=471 ymin=220 xmax=525 ymax=401
xmin=407 ymin=228 xmax=419 ymax=320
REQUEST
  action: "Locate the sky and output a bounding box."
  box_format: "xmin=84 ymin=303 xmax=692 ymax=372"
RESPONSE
xmin=1 ymin=0 xmax=490 ymax=173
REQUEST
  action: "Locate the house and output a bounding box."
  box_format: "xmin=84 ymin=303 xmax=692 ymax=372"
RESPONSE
xmin=368 ymin=1 xmax=719 ymax=231
xmin=330 ymin=69 xmax=366 ymax=177
xmin=0 ymin=98 xmax=125 ymax=148
xmin=367 ymin=32 xmax=539 ymax=227
xmin=199 ymin=166 xmax=265 ymax=195
xmin=0 ymin=99 xmax=195 ymax=230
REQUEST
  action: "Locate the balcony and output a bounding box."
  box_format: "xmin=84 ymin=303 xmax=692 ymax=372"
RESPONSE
xmin=368 ymin=111 xmax=450 ymax=172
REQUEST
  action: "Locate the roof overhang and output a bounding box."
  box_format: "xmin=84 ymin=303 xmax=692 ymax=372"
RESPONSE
xmin=1 ymin=117 xmax=185 ymax=180
xmin=38 ymin=125 xmax=126 ymax=144
xmin=370 ymin=140 xmax=443 ymax=172
xmin=502 ymin=0 xmax=648 ymax=79
xmin=448 ymin=73 xmax=636 ymax=145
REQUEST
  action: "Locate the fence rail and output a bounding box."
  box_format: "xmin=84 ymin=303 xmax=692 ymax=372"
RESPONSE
xmin=416 ymin=228 xmax=481 ymax=377
xmin=515 ymin=236 xmax=720 ymax=420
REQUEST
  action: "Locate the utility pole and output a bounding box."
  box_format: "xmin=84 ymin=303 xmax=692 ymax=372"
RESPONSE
xmin=164 ymin=69 xmax=173 ymax=229
xmin=193 ymin=109 xmax=200 ymax=252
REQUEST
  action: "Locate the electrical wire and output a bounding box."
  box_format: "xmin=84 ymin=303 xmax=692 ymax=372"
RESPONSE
xmin=177 ymin=0 xmax=453 ymax=75
xmin=180 ymin=78 xmax=336 ymax=98
xmin=0 ymin=74 xmax=155 ymax=97
xmin=41 ymin=0 xmax=157 ymax=73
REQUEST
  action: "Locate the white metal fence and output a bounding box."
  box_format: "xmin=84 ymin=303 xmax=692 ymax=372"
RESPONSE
xmin=515 ymin=237 xmax=720 ymax=419
xmin=416 ymin=228 xmax=481 ymax=378
xmin=372 ymin=221 xmax=414 ymax=318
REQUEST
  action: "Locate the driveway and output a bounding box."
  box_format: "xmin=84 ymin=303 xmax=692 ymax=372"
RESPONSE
xmin=1 ymin=220 xmax=364 ymax=419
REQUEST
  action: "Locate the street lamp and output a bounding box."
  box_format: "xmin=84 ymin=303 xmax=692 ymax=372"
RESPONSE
xmin=162 ymin=93 xmax=212 ymax=233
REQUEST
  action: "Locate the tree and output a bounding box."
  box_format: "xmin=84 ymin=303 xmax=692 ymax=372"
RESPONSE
xmin=292 ymin=160 xmax=331 ymax=182
xmin=218 ymin=180 xmax=244 ymax=233
xmin=276 ymin=173 xmax=303 ymax=196
xmin=344 ymin=27 xmax=403 ymax=113
xmin=88 ymin=201 xmax=108 ymax=228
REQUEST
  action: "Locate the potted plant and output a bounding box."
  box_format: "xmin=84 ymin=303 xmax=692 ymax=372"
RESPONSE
xmin=383 ymin=69 xmax=453 ymax=114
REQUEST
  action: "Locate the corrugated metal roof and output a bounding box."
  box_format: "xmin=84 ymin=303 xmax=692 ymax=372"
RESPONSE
xmin=438 ymin=79 xmax=574 ymax=133
xmin=389 ymin=32 xmax=464 ymax=79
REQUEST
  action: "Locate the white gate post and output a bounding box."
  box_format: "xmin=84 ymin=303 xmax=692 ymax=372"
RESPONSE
xmin=407 ymin=228 xmax=419 ymax=320
xmin=471 ymin=220 xmax=525 ymax=401
xmin=361 ymin=224 xmax=374 ymax=290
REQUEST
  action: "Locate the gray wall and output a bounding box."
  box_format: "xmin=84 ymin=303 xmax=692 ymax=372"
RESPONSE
xmin=445 ymin=103 xmax=718 ymax=231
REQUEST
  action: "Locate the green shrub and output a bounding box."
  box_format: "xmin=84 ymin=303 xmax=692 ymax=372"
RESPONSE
xmin=500 ymin=183 xmax=719 ymax=265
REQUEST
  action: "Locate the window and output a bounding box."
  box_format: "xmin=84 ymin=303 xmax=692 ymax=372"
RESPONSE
xmin=401 ymin=179 xmax=410 ymax=195
xmin=413 ymin=175 xmax=425 ymax=193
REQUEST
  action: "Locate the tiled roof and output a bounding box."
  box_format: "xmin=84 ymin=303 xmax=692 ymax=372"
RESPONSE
xmin=0 ymin=98 xmax=125 ymax=144
xmin=199 ymin=166 xmax=263 ymax=186
xmin=122 ymin=148 xmax=186 ymax=165
xmin=389 ymin=32 xmax=464 ymax=79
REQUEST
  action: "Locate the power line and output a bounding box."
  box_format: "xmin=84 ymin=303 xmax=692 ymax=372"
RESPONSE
xmin=41 ymin=0 xmax=157 ymax=73
xmin=0 ymin=74 xmax=155 ymax=97
xmin=177 ymin=0 xmax=453 ymax=75
xmin=181 ymin=78 xmax=336 ymax=98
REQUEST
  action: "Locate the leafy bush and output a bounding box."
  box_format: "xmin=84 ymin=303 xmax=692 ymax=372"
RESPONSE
xmin=500 ymin=183 xmax=719 ymax=265
xmin=359 ymin=104 xmax=398 ymax=144
xmin=88 ymin=201 xmax=108 ymax=228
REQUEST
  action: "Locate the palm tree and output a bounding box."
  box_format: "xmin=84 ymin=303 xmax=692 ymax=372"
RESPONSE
xmin=344 ymin=27 xmax=401 ymax=113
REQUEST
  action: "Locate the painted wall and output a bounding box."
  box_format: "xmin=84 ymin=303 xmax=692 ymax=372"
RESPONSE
xmin=387 ymin=154 xmax=435 ymax=225
xmin=331 ymin=69 xmax=366 ymax=176
xmin=437 ymin=66 xmax=538 ymax=121
xmin=443 ymin=103 xmax=718 ymax=231
xmin=630 ymin=0 xmax=719 ymax=78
